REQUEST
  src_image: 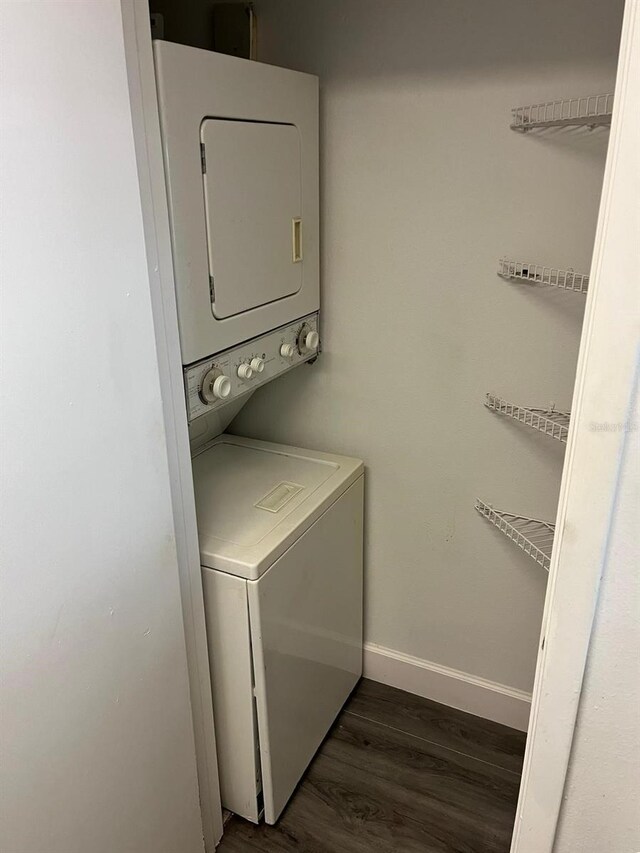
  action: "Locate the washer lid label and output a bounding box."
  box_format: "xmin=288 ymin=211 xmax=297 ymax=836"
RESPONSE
xmin=255 ymin=481 xmax=304 ymax=513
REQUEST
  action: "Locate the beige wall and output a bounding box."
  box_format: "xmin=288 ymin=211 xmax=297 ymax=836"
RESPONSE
xmin=232 ymin=0 xmax=624 ymax=691
xmin=0 ymin=3 xmax=204 ymax=851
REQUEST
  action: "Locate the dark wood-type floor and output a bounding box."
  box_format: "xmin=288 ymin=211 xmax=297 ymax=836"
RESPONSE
xmin=218 ymin=678 xmax=526 ymax=853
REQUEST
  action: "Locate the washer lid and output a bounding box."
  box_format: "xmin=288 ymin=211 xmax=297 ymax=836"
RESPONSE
xmin=192 ymin=435 xmax=363 ymax=580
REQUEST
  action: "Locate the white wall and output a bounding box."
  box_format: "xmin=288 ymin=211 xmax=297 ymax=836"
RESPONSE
xmin=233 ymin=0 xmax=623 ymax=694
xmin=0 ymin=3 xmax=204 ymax=852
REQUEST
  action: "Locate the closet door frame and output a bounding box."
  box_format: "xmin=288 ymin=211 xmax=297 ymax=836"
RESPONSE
xmin=120 ymin=1 xmax=224 ymax=850
xmin=511 ymin=2 xmax=639 ymax=851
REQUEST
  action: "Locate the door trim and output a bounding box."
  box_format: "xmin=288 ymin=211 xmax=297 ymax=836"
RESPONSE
xmin=511 ymin=2 xmax=639 ymax=850
xmin=120 ymin=1 xmax=224 ymax=849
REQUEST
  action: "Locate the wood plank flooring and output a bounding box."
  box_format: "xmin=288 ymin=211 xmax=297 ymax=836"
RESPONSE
xmin=218 ymin=678 xmax=526 ymax=853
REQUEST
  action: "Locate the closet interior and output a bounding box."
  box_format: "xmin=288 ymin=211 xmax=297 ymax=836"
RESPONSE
xmin=146 ymin=0 xmax=625 ymax=848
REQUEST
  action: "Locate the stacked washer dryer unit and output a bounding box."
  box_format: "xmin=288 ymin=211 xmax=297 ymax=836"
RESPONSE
xmin=154 ymin=43 xmax=364 ymax=826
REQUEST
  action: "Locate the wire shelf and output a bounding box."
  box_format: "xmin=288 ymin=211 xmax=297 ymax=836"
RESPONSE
xmin=498 ymin=258 xmax=589 ymax=293
xmin=485 ymin=394 xmax=570 ymax=443
xmin=511 ymin=93 xmax=613 ymax=131
xmin=475 ymin=500 xmax=554 ymax=572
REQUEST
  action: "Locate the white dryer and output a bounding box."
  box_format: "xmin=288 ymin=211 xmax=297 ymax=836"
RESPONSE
xmin=192 ymin=435 xmax=364 ymax=824
xmin=154 ymin=42 xmax=320 ymax=442
xmin=153 ymin=42 xmax=319 ymax=367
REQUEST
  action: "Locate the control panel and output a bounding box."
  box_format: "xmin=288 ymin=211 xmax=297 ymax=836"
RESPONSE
xmin=184 ymin=313 xmax=319 ymax=422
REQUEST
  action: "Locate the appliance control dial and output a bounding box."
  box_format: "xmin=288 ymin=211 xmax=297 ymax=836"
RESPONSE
xmin=298 ymin=324 xmax=319 ymax=353
xmin=200 ymin=368 xmax=231 ymax=404
xmin=237 ymin=363 xmax=254 ymax=380
xmin=304 ymin=330 xmax=320 ymax=351
xmin=250 ymin=357 xmax=265 ymax=374
xmin=280 ymin=343 xmax=296 ymax=359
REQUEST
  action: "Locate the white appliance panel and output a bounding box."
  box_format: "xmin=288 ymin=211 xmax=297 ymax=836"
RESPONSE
xmin=153 ymin=42 xmax=319 ymax=364
xmin=200 ymin=569 xmax=260 ymax=823
xmin=183 ymin=313 xmax=319 ymax=424
xmin=202 ymin=120 xmax=303 ymax=320
xmin=247 ymin=477 xmax=364 ymax=824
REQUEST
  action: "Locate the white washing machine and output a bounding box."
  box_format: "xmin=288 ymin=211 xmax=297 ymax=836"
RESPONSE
xmin=192 ymin=434 xmax=364 ymax=825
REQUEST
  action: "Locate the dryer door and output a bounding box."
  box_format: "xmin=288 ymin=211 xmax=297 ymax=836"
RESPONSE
xmin=246 ymin=477 xmax=364 ymax=824
xmin=201 ymin=120 xmax=303 ymax=321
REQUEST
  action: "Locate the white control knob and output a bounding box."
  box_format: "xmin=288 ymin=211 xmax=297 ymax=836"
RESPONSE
xmin=212 ymin=375 xmax=232 ymax=399
xmin=237 ymin=363 xmax=254 ymax=380
xmin=250 ymin=357 xmax=265 ymax=374
xmin=280 ymin=343 xmax=296 ymax=359
xmin=302 ymin=329 xmax=320 ymax=352
xmin=200 ymin=368 xmax=231 ymax=404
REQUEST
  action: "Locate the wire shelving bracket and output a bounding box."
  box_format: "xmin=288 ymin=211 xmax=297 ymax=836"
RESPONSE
xmin=485 ymin=394 xmax=570 ymax=443
xmin=510 ymin=94 xmax=613 ymax=131
xmin=498 ymin=258 xmax=589 ymax=293
xmin=475 ymin=500 xmax=554 ymax=572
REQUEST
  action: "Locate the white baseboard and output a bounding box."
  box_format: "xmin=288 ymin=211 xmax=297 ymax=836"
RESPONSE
xmin=363 ymin=642 xmax=532 ymax=732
